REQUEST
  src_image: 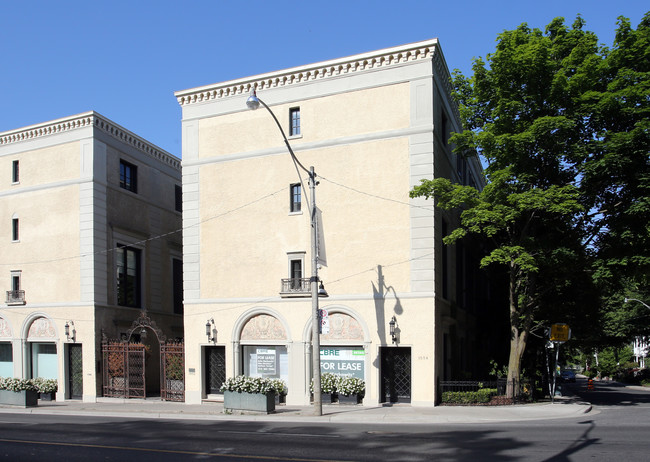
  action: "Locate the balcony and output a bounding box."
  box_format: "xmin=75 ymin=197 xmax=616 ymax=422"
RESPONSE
xmin=280 ymin=278 xmax=311 ymax=298
xmin=6 ymin=290 xmax=25 ymax=305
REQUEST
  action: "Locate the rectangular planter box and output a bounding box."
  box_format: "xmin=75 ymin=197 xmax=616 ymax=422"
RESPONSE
xmin=0 ymin=389 xmax=38 ymax=407
xmin=224 ymin=390 xmax=275 ymax=414
xmin=337 ymin=394 xmax=362 ymax=405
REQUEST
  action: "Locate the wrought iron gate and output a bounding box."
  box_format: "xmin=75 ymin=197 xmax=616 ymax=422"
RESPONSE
xmin=102 ymin=312 xmax=185 ymax=401
xmin=380 ymin=347 xmax=412 ymax=403
xmin=102 ymin=341 xmax=146 ymax=398
xmin=161 ymin=341 xmax=184 ymax=402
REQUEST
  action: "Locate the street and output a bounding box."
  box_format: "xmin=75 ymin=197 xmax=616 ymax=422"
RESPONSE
xmin=0 ymin=378 xmax=649 ymax=461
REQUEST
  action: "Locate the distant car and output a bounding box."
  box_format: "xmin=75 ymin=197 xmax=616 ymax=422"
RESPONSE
xmin=561 ymin=370 xmax=576 ymax=382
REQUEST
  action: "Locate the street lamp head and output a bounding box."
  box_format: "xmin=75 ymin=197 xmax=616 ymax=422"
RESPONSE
xmin=246 ymin=91 xmax=261 ymax=110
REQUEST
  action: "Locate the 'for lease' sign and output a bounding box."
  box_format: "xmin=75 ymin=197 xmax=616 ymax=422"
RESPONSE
xmin=320 ymin=347 xmax=365 ymax=379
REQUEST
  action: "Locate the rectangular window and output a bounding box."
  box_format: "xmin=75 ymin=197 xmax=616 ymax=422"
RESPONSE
xmin=31 ymin=343 xmax=57 ymax=379
xmin=12 ymin=160 xmax=19 ymax=183
xmin=172 ymin=258 xmax=183 ymax=314
xmin=441 ymin=111 xmax=449 ymax=145
xmin=11 ymin=273 xmax=20 ymax=292
xmin=0 ymin=343 xmax=13 ymax=377
xmin=175 ymin=185 xmax=182 ymax=213
xmin=290 ymin=183 xmax=301 ymax=213
xmin=290 ymin=259 xmax=303 ymax=290
xmin=116 ymin=244 xmax=141 ymax=307
xmin=289 ymin=107 xmax=301 ymax=136
xmin=12 ymin=218 xmax=19 ymax=241
xmin=119 ymin=160 xmax=137 ymax=193
xmin=243 ymin=345 xmax=289 ymax=382
xmin=441 ymin=219 xmax=448 ymax=300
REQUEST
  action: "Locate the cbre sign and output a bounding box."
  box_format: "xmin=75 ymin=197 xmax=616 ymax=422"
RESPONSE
xmin=320 ymin=347 xmax=365 ymax=379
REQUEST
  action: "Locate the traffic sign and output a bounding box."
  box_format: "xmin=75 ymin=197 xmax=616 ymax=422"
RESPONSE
xmin=550 ymin=323 xmax=571 ymax=342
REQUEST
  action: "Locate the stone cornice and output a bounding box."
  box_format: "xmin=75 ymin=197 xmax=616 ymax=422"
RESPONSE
xmin=0 ymin=111 xmax=180 ymax=170
xmin=175 ymin=39 xmax=442 ymax=106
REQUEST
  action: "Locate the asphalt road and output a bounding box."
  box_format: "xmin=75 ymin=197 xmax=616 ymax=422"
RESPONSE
xmin=0 ymin=378 xmax=648 ymax=461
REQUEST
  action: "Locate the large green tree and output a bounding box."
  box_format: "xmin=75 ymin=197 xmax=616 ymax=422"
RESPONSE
xmin=411 ymin=13 xmax=650 ymax=393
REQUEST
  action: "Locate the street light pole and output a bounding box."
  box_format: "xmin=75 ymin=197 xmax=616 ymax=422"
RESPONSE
xmin=625 ymin=298 xmax=650 ymax=310
xmin=246 ymin=91 xmax=323 ymax=416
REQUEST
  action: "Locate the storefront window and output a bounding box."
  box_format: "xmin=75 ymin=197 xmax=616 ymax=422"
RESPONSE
xmin=31 ymin=342 xmax=57 ymax=379
xmin=0 ymin=343 xmax=13 ymax=377
xmin=242 ymin=345 xmax=288 ymax=383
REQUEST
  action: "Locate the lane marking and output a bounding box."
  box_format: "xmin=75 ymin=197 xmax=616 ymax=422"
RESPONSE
xmin=0 ymin=438 xmax=350 ymax=462
xmin=219 ymin=430 xmax=340 ymax=438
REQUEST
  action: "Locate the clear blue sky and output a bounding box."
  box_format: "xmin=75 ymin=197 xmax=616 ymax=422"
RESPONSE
xmin=1 ymin=0 xmax=647 ymax=158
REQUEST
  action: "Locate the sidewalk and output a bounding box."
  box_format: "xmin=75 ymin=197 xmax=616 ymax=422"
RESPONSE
xmin=0 ymin=395 xmax=592 ymax=424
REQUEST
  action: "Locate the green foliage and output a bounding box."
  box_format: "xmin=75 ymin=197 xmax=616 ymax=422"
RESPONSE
xmin=411 ymin=12 xmax=650 ymax=386
xmin=441 ymin=388 xmax=497 ymax=404
xmin=596 ymin=345 xmax=634 ymax=377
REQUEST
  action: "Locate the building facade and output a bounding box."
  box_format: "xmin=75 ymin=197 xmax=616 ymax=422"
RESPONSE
xmin=176 ymin=39 xmax=487 ymax=406
xmin=0 ymin=112 xmax=182 ymax=401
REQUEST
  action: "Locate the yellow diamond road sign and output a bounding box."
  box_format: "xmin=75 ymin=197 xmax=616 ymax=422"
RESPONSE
xmin=550 ymin=323 xmax=571 ymax=342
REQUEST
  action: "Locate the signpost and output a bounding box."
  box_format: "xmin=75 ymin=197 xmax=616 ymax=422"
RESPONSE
xmin=549 ymin=324 xmax=571 ymax=403
xmin=319 ymin=309 xmax=329 ymax=335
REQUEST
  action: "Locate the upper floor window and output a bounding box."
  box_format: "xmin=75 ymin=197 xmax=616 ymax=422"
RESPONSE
xmin=119 ymin=160 xmax=137 ymax=193
xmin=290 ymin=183 xmax=301 ymax=213
xmin=6 ymin=270 xmax=24 ymax=305
xmin=441 ymin=111 xmax=449 ymax=145
xmin=116 ymin=244 xmax=141 ymax=308
xmin=12 ymin=218 xmax=19 ymax=242
xmin=289 ymin=107 xmax=301 ymax=137
xmin=11 ymin=161 xmax=19 ymax=183
xmin=175 ymin=185 xmax=182 ymax=213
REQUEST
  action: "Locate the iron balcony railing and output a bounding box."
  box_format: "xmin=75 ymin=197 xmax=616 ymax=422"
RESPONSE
xmin=280 ymin=278 xmax=311 ymax=297
xmin=6 ymin=290 xmax=25 ymax=305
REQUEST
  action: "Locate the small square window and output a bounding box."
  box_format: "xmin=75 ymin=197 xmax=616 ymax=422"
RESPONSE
xmin=290 ymin=183 xmax=301 ymax=213
xmin=175 ymin=185 xmax=182 ymax=213
xmin=289 ymin=107 xmax=301 ymax=136
xmin=12 ymin=161 xmax=19 ymax=183
xmin=12 ymin=218 xmax=19 ymax=241
xmin=120 ymin=160 xmax=137 ymax=193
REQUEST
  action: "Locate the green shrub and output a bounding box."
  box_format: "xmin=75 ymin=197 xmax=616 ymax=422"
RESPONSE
xmin=441 ymin=388 xmax=497 ymax=404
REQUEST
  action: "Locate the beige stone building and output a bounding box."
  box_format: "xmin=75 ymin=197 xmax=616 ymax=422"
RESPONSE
xmin=0 ymin=112 xmax=182 ymax=401
xmin=176 ymin=39 xmax=486 ymax=406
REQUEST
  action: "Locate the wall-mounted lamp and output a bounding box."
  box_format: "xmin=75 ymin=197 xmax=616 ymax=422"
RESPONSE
xmin=389 ymin=316 xmax=397 ymax=344
xmin=206 ymin=318 xmax=215 ymax=342
xmin=65 ymin=321 xmax=76 ymax=342
xmin=140 ymin=327 xmax=147 ymax=342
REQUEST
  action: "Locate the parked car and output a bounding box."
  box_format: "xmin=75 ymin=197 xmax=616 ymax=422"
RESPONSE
xmin=561 ymin=370 xmax=576 ymax=382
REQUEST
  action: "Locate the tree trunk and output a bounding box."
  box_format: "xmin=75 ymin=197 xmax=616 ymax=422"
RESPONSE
xmin=506 ymin=328 xmax=527 ymax=398
xmin=505 ymin=262 xmax=531 ymax=399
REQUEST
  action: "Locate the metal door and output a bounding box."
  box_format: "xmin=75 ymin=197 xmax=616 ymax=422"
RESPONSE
xmin=67 ymin=344 xmax=83 ymax=399
xmin=380 ymin=347 xmax=412 ymax=403
xmin=205 ymin=346 xmax=226 ymax=395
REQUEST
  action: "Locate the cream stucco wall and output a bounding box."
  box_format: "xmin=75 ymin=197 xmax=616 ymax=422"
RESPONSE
xmin=1 ymin=112 xmax=182 ymax=402
xmin=198 ymin=137 xmax=411 ymax=299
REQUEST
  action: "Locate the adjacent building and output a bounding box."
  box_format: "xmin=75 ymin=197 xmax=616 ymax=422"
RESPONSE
xmin=176 ymin=39 xmax=488 ymax=406
xmin=0 ymin=112 xmax=182 ymax=401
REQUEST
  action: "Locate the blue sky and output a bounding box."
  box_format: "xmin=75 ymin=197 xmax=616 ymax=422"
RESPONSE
xmin=0 ymin=0 xmax=647 ymax=157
